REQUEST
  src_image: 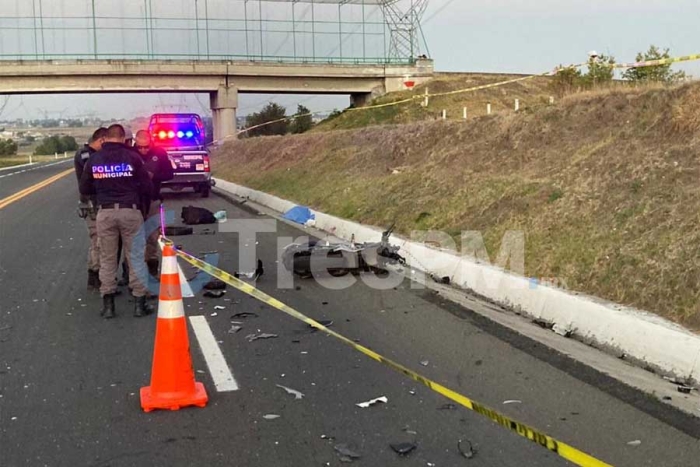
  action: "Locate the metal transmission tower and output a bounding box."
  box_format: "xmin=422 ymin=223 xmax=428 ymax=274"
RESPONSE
xmin=382 ymin=0 xmax=430 ymax=60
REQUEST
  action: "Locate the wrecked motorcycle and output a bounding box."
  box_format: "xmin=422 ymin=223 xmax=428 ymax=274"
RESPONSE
xmin=282 ymin=224 xmax=406 ymax=278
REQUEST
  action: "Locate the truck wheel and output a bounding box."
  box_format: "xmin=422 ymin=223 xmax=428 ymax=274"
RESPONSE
xmin=201 ymin=184 xmax=211 ymax=198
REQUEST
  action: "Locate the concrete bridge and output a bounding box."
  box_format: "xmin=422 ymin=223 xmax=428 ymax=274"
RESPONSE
xmin=0 ymin=59 xmax=434 ymax=140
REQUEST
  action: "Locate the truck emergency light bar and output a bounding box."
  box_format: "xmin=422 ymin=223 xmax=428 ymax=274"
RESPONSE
xmin=148 ymin=113 xmax=205 ymax=147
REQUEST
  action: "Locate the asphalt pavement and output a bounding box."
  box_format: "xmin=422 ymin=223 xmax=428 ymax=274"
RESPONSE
xmin=0 ymin=162 xmax=698 ymax=467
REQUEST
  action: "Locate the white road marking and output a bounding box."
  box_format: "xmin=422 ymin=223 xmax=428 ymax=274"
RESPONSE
xmin=189 ymin=315 xmax=239 ymax=392
xmin=0 ymin=160 xmax=71 ymax=179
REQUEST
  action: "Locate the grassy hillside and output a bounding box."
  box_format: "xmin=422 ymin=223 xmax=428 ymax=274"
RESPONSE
xmin=316 ymin=73 xmax=556 ymax=131
xmin=214 ymin=82 xmax=700 ymax=329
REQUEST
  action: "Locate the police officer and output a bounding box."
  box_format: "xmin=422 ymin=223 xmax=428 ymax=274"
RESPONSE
xmin=79 ymin=124 xmax=155 ymax=319
xmin=74 ymin=127 xmax=108 ymax=291
xmin=134 ymin=130 xmax=174 ymax=278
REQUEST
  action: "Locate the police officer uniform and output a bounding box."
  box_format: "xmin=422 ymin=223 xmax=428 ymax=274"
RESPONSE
xmin=74 ymin=142 xmax=101 ymax=289
xmin=79 ymin=134 xmax=155 ymax=319
xmin=138 ymin=145 xmax=174 ymax=276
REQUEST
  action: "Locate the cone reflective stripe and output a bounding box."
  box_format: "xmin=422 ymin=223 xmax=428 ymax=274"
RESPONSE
xmin=140 ymin=244 xmax=208 ymax=412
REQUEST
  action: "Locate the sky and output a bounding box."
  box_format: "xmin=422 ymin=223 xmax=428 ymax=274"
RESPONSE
xmin=0 ymin=0 xmax=698 ymax=122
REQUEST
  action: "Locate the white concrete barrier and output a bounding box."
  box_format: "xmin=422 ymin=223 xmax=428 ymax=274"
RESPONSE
xmin=213 ymin=178 xmax=700 ymax=382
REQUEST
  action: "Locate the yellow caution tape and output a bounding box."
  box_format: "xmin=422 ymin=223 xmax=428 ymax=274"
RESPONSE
xmin=614 ymin=53 xmax=700 ymax=69
xmin=172 ymin=245 xmax=613 ymax=467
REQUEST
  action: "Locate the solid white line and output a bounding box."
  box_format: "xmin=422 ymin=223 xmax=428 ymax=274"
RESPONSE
xmin=189 ymin=315 xmax=239 ymax=392
xmin=0 ymin=159 xmax=71 ymax=179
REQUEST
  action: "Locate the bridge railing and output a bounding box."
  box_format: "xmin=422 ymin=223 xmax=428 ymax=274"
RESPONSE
xmin=0 ymin=1 xmax=415 ymax=65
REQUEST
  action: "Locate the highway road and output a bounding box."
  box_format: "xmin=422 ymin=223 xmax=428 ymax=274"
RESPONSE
xmin=0 ymin=161 xmax=698 ymax=467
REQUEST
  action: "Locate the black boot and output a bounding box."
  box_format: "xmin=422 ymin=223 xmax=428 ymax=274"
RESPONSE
xmin=134 ymin=296 xmax=155 ymax=318
xmin=101 ymin=293 xmax=116 ymax=319
xmin=87 ymin=270 xmax=101 ymax=291
xmin=146 ymin=259 xmax=160 ymax=279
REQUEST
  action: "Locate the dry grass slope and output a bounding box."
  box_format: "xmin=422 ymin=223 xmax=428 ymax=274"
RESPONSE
xmin=214 ymin=82 xmax=700 ymax=329
xmin=316 ymin=73 xmax=556 ymax=131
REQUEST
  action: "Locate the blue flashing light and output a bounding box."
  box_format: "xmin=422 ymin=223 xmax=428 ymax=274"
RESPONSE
xmin=176 ymin=131 xmax=185 ymax=138
xmin=185 ymin=131 xmax=194 ymax=138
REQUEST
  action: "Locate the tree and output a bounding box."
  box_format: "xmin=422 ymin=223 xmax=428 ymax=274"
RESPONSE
xmin=245 ymin=103 xmax=288 ymax=137
xmin=622 ymin=45 xmax=687 ymax=84
xmin=581 ymin=54 xmax=616 ymax=88
xmin=550 ymin=65 xmax=584 ymax=96
xmin=0 ymin=138 xmax=18 ymax=156
xmin=289 ymin=105 xmax=313 ymax=134
xmin=34 ymin=135 xmax=78 ymax=155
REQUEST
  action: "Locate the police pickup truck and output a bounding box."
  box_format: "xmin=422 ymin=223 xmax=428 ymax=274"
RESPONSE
xmin=148 ymin=113 xmax=214 ymax=198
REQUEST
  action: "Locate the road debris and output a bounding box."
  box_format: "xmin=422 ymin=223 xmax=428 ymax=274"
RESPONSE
xmin=231 ymin=312 xmax=259 ymax=319
xmin=437 ymin=403 xmax=457 ymax=410
xmin=533 ymin=318 xmax=554 ymax=330
xmin=503 ymin=400 xmax=522 ymax=405
xmin=214 ymin=305 xmax=226 ymax=310
xmin=390 ymin=442 xmax=417 ymax=456
xmin=308 ymin=320 xmax=333 ymax=331
xmin=458 ymin=439 xmax=476 ymax=459
xmin=228 ymin=325 xmax=243 ymax=334
xmin=677 ymin=386 xmax=693 ymax=394
xmin=234 ymin=260 xmax=264 ymax=281
xmin=552 ymin=323 xmax=573 ymax=338
xmin=276 ymin=384 xmax=304 ymax=400
xmin=246 ymin=333 xmax=278 ymax=342
xmin=627 ymin=440 xmax=642 ymax=446
xmin=430 ymin=274 xmax=451 ymax=285
xmin=203 ymin=290 xmax=226 ymax=299
xmin=210 ymin=312 xmax=218 ymax=317
xmin=204 ymin=279 xmax=227 ymax=290
xmin=356 ymin=396 xmax=388 ymax=408
xmin=420 ymin=360 xmax=429 ymax=367
xmin=334 ymin=444 xmax=361 ymax=462
xmin=263 ymin=414 xmax=281 ymax=420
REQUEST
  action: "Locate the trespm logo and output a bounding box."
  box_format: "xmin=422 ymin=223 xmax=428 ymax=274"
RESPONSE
xmin=92 ymin=163 xmax=134 ymax=179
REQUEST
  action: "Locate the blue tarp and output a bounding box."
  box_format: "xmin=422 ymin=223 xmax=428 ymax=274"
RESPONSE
xmin=283 ymin=206 xmax=315 ymax=225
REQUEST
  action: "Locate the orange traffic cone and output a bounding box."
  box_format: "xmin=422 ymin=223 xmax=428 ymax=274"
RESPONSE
xmin=140 ymin=244 xmax=208 ymax=412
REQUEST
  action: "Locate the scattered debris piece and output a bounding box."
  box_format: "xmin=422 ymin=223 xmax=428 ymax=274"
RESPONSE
xmin=231 ymin=312 xmax=258 ymax=319
xmin=214 ymin=305 xmax=226 ymax=310
xmin=263 ymin=414 xmax=281 ymax=420
xmin=234 ymin=260 xmax=264 ymax=281
xmin=164 ymin=226 xmax=194 ymax=236
xmin=295 ymin=286 xmax=302 ymax=291
xmin=677 ymin=386 xmax=693 ymax=394
xmin=390 ymin=442 xmax=417 ymax=456
xmin=228 ymin=325 xmax=243 ymax=334
xmin=409 ymin=389 xmax=416 ymax=396
xmin=420 ymin=360 xmax=429 ymax=367
xmin=204 ymin=279 xmax=227 ymax=290
xmin=309 ymin=320 xmax=334 ymax=331
xmin=334 ymin=444 xmax=361 ymax=461
xmin=437 ymin=403 xmax=457 ymax=411
xmin=627 ymin=440 xmax=641 ymax=446
xmin=203 ymin=290 xmax=226 ymax=299
xmin=246 ymin=333 xmax=278 ymax=342
xmin=430 ymin=274 xmax=451 ymax=285
xmin=458 ymin=439 xmax=476 ymax=459
xmin=552 ymin=323 xmax=573 ymax=338
xmin=210 ymin=312 xmax=218 ymax=317
xmin=276 ymin=384 xmax=304 ymax=400
xmin=322 ymin=301 xmax=329 ymax=305
xmin=199 ymin=228 xmax=216 ymax=235
xmin=356 ymin=396 xmax=388 ymax=408
xmin=533 ymin=318 xmax=554 ymax=330
xmin=503 ymin=400 xmax=522 ymax=405
xmin=662 ymin=396 xmax=672 ymax=401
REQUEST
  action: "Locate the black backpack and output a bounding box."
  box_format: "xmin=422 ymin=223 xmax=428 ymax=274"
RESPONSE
xmin=181 ymin=206 xmax=217 ymax=225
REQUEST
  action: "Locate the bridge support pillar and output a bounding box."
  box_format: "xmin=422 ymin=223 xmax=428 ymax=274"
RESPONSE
xmin=210 ymin=86 xmax=239 ymax=142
